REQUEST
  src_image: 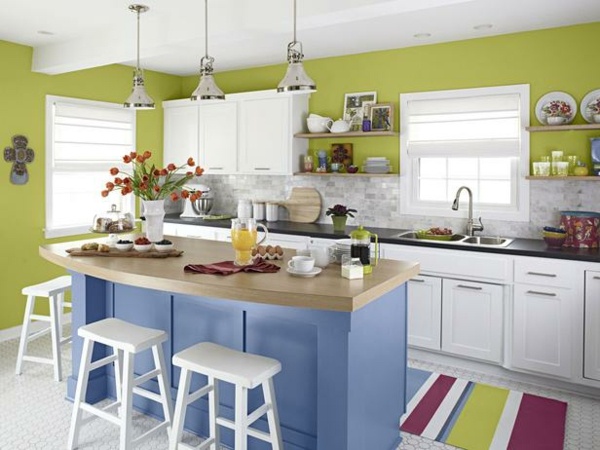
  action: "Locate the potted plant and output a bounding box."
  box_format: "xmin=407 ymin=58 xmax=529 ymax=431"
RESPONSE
xmin=326 ymin=204 xmax=357 ymax=231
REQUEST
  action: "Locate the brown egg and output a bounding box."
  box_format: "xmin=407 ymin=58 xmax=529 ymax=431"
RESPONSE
xmin=252 ymin=248 xmax=258 ymax=256
xmin=258 ymin=246 xmax=267 ymax=256
xmin=275 ymin=245 xmax=283 ymax=255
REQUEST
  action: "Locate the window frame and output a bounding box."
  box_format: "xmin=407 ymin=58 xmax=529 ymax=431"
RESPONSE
xmin=399 ymin=84 xmax=530 ymax=222
xmin=45 ymin=95 xmax=136 ymax=239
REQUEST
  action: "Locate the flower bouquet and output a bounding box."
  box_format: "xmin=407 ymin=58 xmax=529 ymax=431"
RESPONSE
xmin=586 ymin=98 xmax=600 ymax=123
xmin=542 ymin=100 xmax=572 ymax=125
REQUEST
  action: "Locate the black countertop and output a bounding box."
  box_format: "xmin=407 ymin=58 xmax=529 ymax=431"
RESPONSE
xmin=165 ymin=214 xmax=600 ymax=264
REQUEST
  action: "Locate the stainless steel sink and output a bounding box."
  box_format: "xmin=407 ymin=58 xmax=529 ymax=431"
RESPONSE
xmin=391 ymin=231 xmax=513 ymax=247
xmin=461 ymin=236 xmax=513 ymax=247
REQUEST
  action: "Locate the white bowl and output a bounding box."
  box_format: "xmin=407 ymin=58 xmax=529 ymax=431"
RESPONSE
xmin=133 ymin=243 xmax=153 ymax=252
xmin=307 ymin=117 xmax=331 ymax=133
xmin=154 ymin=243 xmax=174 ymax=252
xmin=115 ymin=242 xmax=133 ymax=251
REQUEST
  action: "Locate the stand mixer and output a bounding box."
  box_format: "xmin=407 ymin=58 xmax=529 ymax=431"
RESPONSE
xmin=180 ymin=184 xmax=215 ymax=218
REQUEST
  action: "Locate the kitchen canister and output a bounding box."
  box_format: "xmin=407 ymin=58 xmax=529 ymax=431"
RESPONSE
xmin=559 ymin=211 xmax=600 ymax=248
xmin=252 ymin=201 xmax=265 ymax=221
xmin=237 ymin=199 xmax=252 ymax=219
xmin=266 ymin=202 xmax=279 ymax=222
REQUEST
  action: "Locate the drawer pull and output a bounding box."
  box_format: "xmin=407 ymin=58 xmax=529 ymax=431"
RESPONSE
xmin=526 ymin=271 xmax=557 ymax=278
xmin=410 ymin=278 xmax=425 ymax=283
xmin=457 ymin=284 xmax=483 ymax=290
xmin=208 ymin=167 xmax=223 ymax=170
xmin=254 ymin=167 xmax=271 ymax=171
xmin=594 ymin=276 xmax=600 ymax=280
xmin=526 ymin=290 xmax=557 ymax=297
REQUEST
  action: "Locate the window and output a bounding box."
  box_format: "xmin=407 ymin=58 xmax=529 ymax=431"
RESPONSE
xmin=45 ymin=96 xmax=136 ymax=238
xmin=400 ymin=84 xmax=530 ymax=222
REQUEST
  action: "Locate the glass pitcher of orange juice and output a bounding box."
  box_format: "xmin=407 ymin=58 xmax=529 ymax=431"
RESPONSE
xmin=230 ymin=218 xmax=269 ymax=265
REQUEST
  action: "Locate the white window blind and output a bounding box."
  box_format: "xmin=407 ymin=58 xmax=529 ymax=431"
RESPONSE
xmin=45 ymin=96 xmax=136 ymax=238
xmin=406 ymin=92 xmax=522 ymax=157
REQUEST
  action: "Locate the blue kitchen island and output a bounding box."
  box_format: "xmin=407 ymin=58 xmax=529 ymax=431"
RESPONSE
xmin=40 ymin=237 xmax=419 ymax=450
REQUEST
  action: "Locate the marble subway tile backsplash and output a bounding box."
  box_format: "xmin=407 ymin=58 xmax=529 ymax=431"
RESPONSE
xmin=172 ymin=174 xmax=600 ymax=240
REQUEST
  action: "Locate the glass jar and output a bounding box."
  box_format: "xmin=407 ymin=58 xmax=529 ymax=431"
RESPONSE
xmin=92 ymin=204 xmax=134 ymax=233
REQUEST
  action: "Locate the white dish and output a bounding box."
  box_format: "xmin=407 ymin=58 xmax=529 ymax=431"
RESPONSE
xmin=535 ymin=91 xmax=577 ymax=125
xmin=154 ymin=243 xmax=174 ymax=252
xmin=335 ymin=238 xmax=352 ymax=248
xmin=115 ymin=242 xmax=133 ymax=251
xmin=133 ymin=243 xmax=153 ymax=252
xmin=580 ymin=88 xmax=600 ymax=123
xmin=287 ymin=267 xmax=322 ymax=278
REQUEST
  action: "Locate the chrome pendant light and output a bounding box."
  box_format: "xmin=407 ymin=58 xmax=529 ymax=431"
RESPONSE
xmin=124 ymin=4 xmax=155 ymax=109
xmin=191 ymin=0 xmax=225 ymax=101
xmin=277 ymin=0 xmax=316 ymax=93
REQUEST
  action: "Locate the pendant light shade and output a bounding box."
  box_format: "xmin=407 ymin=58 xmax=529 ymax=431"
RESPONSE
xmin=191 ymin=0 xmax=225 ymax=101
xmin=277 ymin=0 xmax=316 ymax=93
xmin=124 ymin=4 xmax=155 ymax=109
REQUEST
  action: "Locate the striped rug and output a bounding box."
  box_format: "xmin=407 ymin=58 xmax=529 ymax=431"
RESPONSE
xmin=400 ymin=368 xmax=567 ymax=450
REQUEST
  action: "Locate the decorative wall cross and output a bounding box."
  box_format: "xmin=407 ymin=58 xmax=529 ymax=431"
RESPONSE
xmin=4 ymin=135 xmax=34 ymax=185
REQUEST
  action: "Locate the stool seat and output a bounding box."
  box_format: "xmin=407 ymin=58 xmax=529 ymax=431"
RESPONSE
xmin=22 ymin=275 xmax=71 ymax=297
xmin=173 ymin=342 xmax=281 ymax=389
xmin=16 ymin=275 xmax=72 ymax=382
xmin=79 ymin=317 xmax=167 ymax=353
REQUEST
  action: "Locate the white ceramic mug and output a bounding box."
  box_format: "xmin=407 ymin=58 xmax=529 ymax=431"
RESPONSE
xmin=288 ymin=256 xmax=315 ymax=273
xmin=310 ymin=245 xmax=333 ymax=268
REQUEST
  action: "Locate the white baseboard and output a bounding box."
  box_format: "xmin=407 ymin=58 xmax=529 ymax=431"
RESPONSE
xmin=0 ymin=313 xmax=72 ymax=343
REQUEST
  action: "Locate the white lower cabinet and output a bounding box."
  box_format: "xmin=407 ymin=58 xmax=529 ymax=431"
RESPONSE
xmin=584 ymin=270 xmax=600 ymax=381
xmin=442 ymin=279 xmax=503 ymax=363
xmin=407 ymin=276 xmax=442 ymax=351
xmin=511 ymin=257 xmax=577 ymax=378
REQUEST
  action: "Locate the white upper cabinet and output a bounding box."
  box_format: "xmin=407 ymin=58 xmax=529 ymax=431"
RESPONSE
xmin=163 ymin=90 xmax=309 ymax=175
xmin=199 ymin=102 xmax=238 ymax=174
xmin=163 ymin=100 xmax=199 ymax=164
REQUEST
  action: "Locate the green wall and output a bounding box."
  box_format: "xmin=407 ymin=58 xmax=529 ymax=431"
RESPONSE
xmin=183 ymin=22 xmax=600 ymax=171
xmin=0 ymin=40 xmax=184 ymax=331
xmin=2 ymin=22 xmax=599 ymax=331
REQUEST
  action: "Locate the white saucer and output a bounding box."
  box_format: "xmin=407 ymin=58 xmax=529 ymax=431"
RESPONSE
xmin=287 ymin=267 xmax=322 ymax=278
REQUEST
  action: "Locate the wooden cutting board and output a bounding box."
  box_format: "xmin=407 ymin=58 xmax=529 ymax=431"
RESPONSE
xmin=67 ymin=248 xmax=183 ymax=258
xmin=279 ymin=187 xmax=321 ymax=223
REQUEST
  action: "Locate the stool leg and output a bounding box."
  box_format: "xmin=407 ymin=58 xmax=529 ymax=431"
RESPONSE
xmin=170 ymin=367 xmax=192 ymax=450
xmin=48 ymin=294 xmax=62 ymax=382
xmin=263 ymin=379 xmax=283 ymax=450
xmin=68 ymin=337 xmax=94 ymax=450
xmin=208 ymin=376 xmax=219 ymax=450
xmin=15 ymin=295 xmax=36 ymax=375
xmin=114 ymin=348 xmax=124 ymax=417
xmin=57 ymin=291 xmax=64 ymax=342
xmin=234 ymin=384 xmax=248 ymax=450
xmin=120 ymin=352 xmax=134 ymax=450
xmin=152 ymin=344 xmax=173 ymax=431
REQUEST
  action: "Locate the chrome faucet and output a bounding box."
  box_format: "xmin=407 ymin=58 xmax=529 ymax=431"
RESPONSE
xmin=451 ymin=186 xmax=484 ymax=236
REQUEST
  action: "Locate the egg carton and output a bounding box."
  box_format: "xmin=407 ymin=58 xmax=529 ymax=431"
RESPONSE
xmin=252 ymin=245 xmax=284 ymax=260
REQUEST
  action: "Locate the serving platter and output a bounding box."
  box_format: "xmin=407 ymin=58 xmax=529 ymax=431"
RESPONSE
xmin=67 ymin=248 xmax=183 ymax=258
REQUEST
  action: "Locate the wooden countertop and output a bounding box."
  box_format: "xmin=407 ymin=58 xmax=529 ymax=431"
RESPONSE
xmin=40 ymin=237 xmax=419 ymax=312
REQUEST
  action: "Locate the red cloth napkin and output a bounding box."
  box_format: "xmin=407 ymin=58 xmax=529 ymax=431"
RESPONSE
xmin=184 ymin=260 xmax=281 ymax=276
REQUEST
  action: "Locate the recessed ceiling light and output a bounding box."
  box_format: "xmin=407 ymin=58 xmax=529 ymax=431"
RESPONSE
xmin=37 ymin=30 xmax=55 ymax=36
xmin=473 ymin=24 xmax=493 ymax=30
xmin=414 ymin=33 xmax=432 ymax=39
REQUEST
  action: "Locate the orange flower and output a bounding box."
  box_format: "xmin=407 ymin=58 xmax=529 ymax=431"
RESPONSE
xmin=102 ymin=150 xmax=203 ymax=201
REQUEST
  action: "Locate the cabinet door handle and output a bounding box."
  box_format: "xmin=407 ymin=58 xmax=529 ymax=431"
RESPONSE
xmin=526 ymin=290 xmax=557 ymax=297
xmin=526 ymin=271 xmax=557 ymax=278
xmin=208 ymin=167 xmax=223 ymax=170
xmin=410 ymin=278 xmax=425 ymax=283
xmin=594 ymin=276 xmax=600 ymax=280
xmin=254 ymin=167 xmax=271 ymax=171
xmin=457 ymin=284 xmax=483 ymax=290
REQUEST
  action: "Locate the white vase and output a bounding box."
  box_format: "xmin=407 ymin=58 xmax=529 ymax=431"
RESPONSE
xmin=142 ymin=199 xmax=165 ymax=242
xmin=546 ymin=116 xmax=566 ymax=125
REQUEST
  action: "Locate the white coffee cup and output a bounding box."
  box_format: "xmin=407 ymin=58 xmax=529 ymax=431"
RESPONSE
xmin=310 ymin=245 xmax=332 ymax=268
xmin=288 ymin=256 xmax=315 ymax=273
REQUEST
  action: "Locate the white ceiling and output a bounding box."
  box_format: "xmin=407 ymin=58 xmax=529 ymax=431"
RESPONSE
xmin=0 ymin=0 xmax=598 ymax=76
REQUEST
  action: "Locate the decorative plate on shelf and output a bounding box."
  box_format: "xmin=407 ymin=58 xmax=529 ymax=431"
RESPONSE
xmin=535 ymin=91 xmax=577 ymax=125
xmin=580 ymin=89 xmax=600 ymax=123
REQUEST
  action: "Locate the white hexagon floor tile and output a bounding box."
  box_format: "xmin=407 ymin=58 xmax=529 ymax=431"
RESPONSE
xmin=1 ymin=327 xmax=599 ymax=449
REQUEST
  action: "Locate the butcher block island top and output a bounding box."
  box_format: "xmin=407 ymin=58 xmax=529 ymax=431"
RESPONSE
xmin=40 ymin=236 xmax=419 ymax=312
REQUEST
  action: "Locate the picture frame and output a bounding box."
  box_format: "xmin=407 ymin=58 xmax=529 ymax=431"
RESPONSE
xmin=330 ymin=143 xmax=353 ymax=171
xmin=344 ymin=92 xmax=377 ymax=131
xmin=370 ymin=103 xmax=393 ymax=132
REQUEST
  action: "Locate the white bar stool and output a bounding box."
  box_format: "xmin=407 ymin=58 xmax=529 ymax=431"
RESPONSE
xmin=68 ymin=318 xmax=173 ymax=450
xmin=170 ymin=342 xmax=283 ymax=450
xmin=15 ymin=275 xmax=72 ymax=382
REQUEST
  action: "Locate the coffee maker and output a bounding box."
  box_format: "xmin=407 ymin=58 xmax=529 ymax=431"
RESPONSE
xmin=180 ymin=184 xmax=214 ymax=218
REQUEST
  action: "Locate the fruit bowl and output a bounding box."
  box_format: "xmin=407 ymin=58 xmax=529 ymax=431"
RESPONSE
xmin=115 ymin=240 xmax=133 ymax=251
xmin=134 ymin=243 xmax=153 ymax=252
xmin=154 ymin=239 xmax=174 ymax=252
